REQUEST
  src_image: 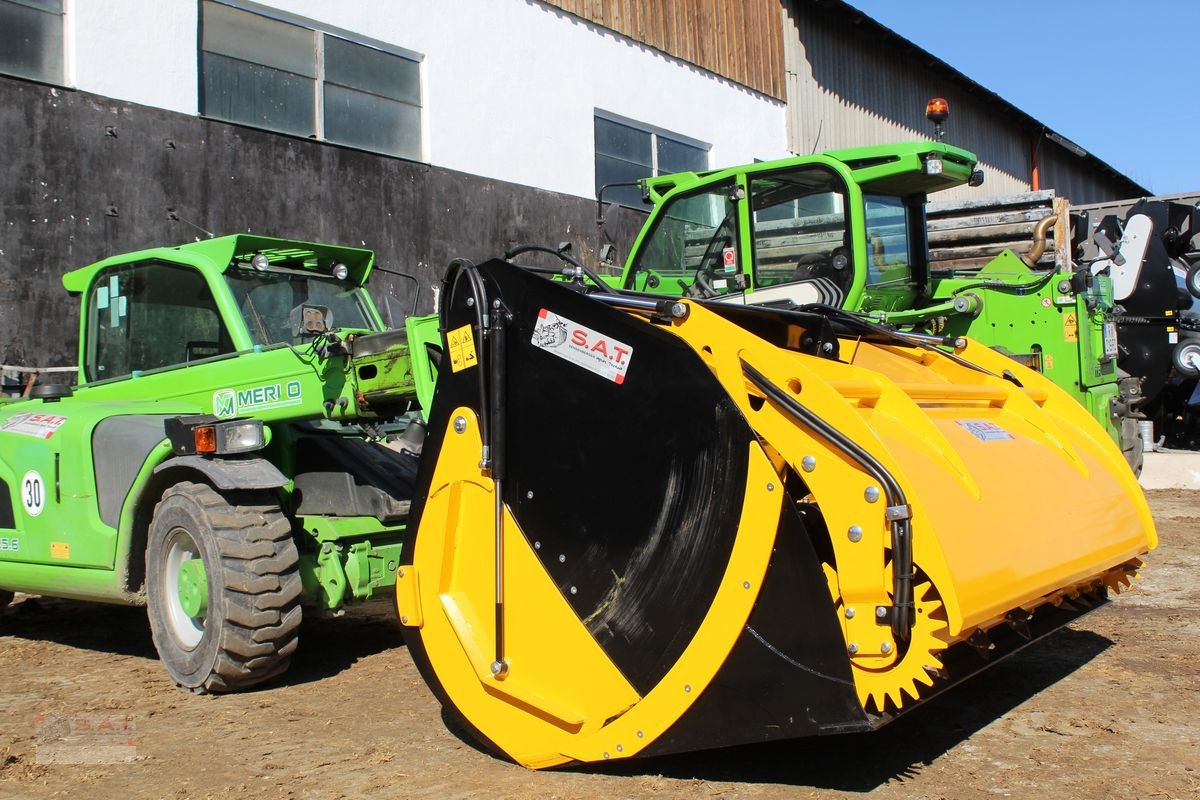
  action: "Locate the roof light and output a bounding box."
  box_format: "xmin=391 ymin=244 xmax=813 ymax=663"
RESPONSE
xmin=926 ymin=98 xmax=949 ymax=142
xmin=250 ymin=253 xmax=271 ymax=271
xmin=331 ymin=262 xmax=349 ymax=280
xmin=925 ymin=98 xmax=949 ymax=123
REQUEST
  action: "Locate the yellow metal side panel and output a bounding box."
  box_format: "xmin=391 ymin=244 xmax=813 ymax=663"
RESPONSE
xmin=406 ymin=409 xmax=638 ymax=768
xmin=405 ymin=410 xmax=785 ymax=767
xmin=667 ymin=304 xmax=1155 ymax=642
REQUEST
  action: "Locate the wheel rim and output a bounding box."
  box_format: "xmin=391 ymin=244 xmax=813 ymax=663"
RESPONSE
xmin=1187 ymin=265 xmax=1200 ymax=299
xmin=163 ymin=527 xmax=207 ymax=649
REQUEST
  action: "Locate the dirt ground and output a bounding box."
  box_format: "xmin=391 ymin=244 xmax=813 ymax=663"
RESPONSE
xmin=0 ymin=490 xmax=1195 ymax=800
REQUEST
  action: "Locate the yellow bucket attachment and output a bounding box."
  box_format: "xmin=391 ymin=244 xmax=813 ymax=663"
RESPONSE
xmin=397 ymin=260 xmax=1155 ymax=768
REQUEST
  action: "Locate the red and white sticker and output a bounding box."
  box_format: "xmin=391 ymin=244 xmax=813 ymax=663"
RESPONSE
xmin=722 ymin=246 xmax=737 ymax=273
xmin=532 ymin=308 xmax=633 ymax=384
xmin=0 ymin=413 xmax=68 ymax=440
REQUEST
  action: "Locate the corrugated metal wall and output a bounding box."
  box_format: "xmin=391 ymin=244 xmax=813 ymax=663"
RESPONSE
xmin=539 ymin=0 xmax=785 ymax=98
xmin=782 ymin=1 xmax=1031 ymax=200
xmin=781 ymin=1 xmax=1142 ymax=204
xmin=1038 ymin=144 xmax=1134 ymax=206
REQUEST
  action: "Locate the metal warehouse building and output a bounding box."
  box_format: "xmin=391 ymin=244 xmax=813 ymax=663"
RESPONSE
xmin=1 ymin=0 xmax=1145 ymax=368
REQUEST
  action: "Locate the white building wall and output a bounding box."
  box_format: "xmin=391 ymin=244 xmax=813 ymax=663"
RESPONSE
xmin=63 ymin=0 xmax=786 ymax=200
xmin=68 ymin=0 xmax=200 ymax=116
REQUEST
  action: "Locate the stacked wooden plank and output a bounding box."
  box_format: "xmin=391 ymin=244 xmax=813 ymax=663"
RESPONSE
xmin=926 ymin=190 xmax=1065 ymax=275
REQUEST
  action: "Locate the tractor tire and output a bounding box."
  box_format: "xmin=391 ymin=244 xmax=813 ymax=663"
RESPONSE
xmin=1186 ymin=262 xmax=1200 ymax=301
xmin=146 ymin=481 xmax=301 ymax=693
xmin=0 ymin=590 xmax=12 ymax=610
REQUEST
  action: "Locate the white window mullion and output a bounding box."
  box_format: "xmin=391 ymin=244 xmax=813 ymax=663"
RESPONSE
xmin=314 ymin=31 xmax=325 ymax=141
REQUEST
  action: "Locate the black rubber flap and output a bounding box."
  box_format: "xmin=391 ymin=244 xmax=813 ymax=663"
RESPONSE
xmin=641 ymin=500 xmax=869 ymax=757
xmin=420 ymin=261 xmax=757 ymax=695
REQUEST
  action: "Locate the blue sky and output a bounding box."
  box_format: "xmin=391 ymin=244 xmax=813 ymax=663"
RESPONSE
xmin=843 ymin=0 xmax=1199 ymax=195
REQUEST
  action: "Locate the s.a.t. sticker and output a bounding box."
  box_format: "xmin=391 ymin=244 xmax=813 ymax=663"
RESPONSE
xmin=532 ymin=308 xmax=633 ymax=384
xmin=0 ymin=413 xmax=68 ymax=440
xmin=956 ymin=420 xmax=1014 ymax=442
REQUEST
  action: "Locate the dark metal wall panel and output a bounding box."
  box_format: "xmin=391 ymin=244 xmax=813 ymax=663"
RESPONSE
xmin=1037 ymin=144 xmax=1134 ymax=206
xmin=0 ymin=76 xmax=646 ymax=369
xmin=538 ymin=0 xmax=785 ymax=99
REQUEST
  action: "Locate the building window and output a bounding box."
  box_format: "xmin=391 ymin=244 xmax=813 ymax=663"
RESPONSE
xmin=199 ymin=1 xmax=422 ymax=160
xmin=0 ymin=0 xmax=64 ymax=85
xmin=595 ymin=115 xmax=708 ymax=207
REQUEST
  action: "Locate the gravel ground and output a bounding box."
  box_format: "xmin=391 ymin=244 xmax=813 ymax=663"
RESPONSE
xmin=0 ymin=490 xmax=1195 ymax=800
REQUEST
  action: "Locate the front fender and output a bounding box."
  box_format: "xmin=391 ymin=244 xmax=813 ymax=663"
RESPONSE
xmin=152 ymin=456 xmax=288 ymax=491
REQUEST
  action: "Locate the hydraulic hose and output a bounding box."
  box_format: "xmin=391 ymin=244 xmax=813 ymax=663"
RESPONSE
xmin=741 ymin=360 xmax=915 ymax=639
xmin=441 ymin=257 xmax=510 ymax=675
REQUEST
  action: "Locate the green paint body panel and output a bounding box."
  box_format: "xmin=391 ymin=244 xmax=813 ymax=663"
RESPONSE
xmin=616 ymin=140 xmax=1125 ymax=449
xmin=0 ymin=234 xmax=435 ymax=608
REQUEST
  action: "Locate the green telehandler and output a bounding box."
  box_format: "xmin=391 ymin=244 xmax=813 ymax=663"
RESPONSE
xmin=0 ymin=234 xmax=438 ymax=692
xmin=611 ymin=136 xmax=1198 ymax=471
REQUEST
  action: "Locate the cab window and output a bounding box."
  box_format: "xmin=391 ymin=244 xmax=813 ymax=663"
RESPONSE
xmin=863 ymin=194 xmax=912 ymax=287
xmin=84 ymin=262 xmax=233 ymax=382
xmin=626 ymin=181 xmax=739 ymax=295
xmin=749 ymin=168 xmax=851 ymax=293
xmin=225 ymin=270 xmax=377 ymax=346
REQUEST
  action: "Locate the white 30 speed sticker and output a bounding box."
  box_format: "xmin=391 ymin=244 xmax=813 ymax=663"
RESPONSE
xmin=21 ymin=470 xmax=46 ymax=517
xmin=531 ymin=308 xmax=633 ymax=385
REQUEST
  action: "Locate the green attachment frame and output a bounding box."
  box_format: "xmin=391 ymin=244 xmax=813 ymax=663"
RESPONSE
xmin=297 ymin=516 xmax=407 ymax=611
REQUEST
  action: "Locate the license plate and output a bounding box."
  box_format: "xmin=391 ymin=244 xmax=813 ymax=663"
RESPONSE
xmin=1103 ymin=321 xmax=1119 ymax=358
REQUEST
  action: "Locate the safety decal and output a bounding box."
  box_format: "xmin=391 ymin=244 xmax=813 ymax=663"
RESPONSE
xmin=956 ymin=420 xmax=1014 ymax=442
xmin=446 ymin=324 xmax=478 ymax=373
xmin=213 ymin=381 xmax=303 ymax=419
xmin=0 ymin=412 xmax=68 ymax=440
xmin=21 ymin=470 xmax=46 ymax=517
xmin=1063 ymin=311 xmax=1078 ymax=343
xmin=722 ymin=246 xmax=737 ymax=273
xmin=532 ymin=308 xmax=633 ymax=384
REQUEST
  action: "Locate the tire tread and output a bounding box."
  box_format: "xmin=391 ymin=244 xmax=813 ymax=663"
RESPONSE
xmin=148 ymin=481 xmax=302 ymax=693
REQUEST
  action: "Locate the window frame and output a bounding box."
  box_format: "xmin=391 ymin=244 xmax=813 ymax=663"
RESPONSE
xmin=0 ymin=0 xmax=66 ymax=86
xmin=198 ymin=0 xmax=424 ymax=160
xmin=594 ymin=112 xmax=710 ymax=209
xmin=625 ymin=178 xmax=740 ymax=292
xmin=861 ymin=193 xmax=915 ymax=289
xmin=746 ymin=164 xmax=853 ymax=293
xmin=82 ymin=260 xmax=234 ymax=384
